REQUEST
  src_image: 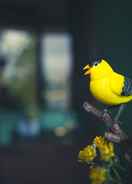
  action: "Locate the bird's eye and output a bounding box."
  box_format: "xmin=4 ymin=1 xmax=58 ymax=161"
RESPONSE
xmin=93 ymin=62 xmax=98 ymax=66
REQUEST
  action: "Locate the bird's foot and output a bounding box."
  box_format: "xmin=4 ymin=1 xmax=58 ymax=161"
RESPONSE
xmin=102 ymin=108 xmax=112 ymax=118
xmin=101 ymin=108 xmax=114 ymax=128
xmin=102 ymin=109 xmax=121 ymax=124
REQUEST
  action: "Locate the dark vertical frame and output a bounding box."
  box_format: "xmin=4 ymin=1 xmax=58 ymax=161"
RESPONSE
xmin=69 ymin=0 xmax=103 ymax=142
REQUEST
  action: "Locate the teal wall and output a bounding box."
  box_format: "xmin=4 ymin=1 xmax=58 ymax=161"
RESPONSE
xmin=95 ymin=0 xmax=132 ymax=135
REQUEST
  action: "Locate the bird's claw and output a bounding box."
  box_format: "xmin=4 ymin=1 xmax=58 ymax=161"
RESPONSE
xmin=101 ymin=108 xmax=112 ymax=119
xmin=101 ymin=109 xmax=114 ymax=128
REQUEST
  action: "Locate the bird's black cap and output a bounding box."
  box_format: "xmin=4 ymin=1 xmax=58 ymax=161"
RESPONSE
xmin=89 ymin=56 xmax=102 ymax=66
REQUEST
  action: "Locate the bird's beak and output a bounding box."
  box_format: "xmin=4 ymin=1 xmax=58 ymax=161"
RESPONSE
xmin=83 ymin=64 xmax=91 ymax=75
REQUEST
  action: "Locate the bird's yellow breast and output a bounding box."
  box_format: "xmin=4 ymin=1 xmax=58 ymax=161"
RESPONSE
xmin=90 ymin=78 xmax=114 ymax=105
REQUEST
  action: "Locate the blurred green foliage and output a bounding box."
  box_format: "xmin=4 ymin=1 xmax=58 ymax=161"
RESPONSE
xmin=0 ymin=33 xmax=38 ymax=144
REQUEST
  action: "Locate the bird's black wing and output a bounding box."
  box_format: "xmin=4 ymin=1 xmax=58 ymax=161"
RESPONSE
xmin=121 ymin=77 xmax=132 ymax=96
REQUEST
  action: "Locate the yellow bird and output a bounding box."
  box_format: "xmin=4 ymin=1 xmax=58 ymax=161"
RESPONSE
xmin=83 ymin=58 xmax=132 ymax=120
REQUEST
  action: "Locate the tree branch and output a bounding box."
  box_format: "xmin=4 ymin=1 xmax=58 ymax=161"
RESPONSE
xmin=83 ymin=101 xmax=128 ymax=143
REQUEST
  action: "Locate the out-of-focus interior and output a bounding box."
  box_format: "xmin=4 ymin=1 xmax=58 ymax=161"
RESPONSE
xmin=0 ymin=0 xmax=132 ymax=184
xmin=0 ymin=1 xmax=95 ymax=184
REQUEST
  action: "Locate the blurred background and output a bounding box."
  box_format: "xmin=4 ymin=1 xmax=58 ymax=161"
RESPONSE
xmin=0 ymin=0 xmax=132 ymax=183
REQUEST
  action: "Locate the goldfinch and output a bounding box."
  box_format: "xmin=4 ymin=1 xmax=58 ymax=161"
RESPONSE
xmin=83 ymin=58 xmax=132 ymax=120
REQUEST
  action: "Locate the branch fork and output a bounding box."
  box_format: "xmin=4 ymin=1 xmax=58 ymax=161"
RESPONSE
xmin=83 ymin=102 xmax=128 ymax=143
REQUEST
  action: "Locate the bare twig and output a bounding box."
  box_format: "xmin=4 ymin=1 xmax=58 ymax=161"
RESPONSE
xmin=83 ymin=101 xmax=128 ymax=143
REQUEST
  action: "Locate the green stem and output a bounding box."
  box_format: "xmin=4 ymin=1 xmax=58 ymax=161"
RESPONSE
xmin=112 ymin=167 xmax=122 ymax=183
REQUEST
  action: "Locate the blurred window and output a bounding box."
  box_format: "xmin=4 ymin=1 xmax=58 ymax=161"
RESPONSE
xmin=41 ymin=33 xmax=73 ymax=110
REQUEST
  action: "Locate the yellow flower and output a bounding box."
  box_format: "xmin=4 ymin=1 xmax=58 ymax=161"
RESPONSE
xmin=99 ymin=142 xmax=115 ymax=161
xmin=93 ymin=136 xmax=115 ymax=161
xmin=78 ymin=145 xmax=96 ymax=162
xmin=89 ymin=166 xmax=108 ymax=184
xmin=93 ymin=136 xmax=105 ymax=148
